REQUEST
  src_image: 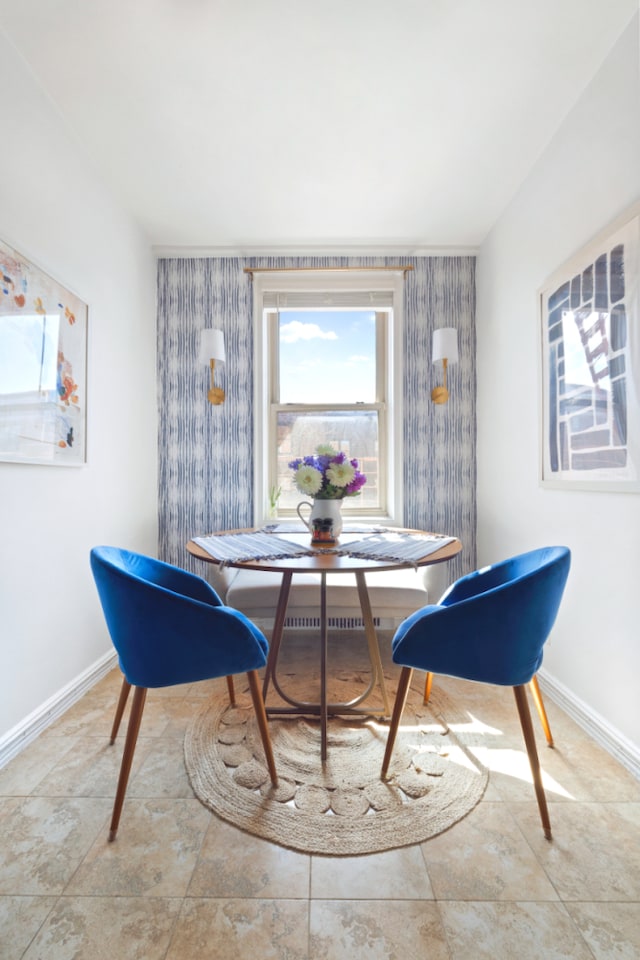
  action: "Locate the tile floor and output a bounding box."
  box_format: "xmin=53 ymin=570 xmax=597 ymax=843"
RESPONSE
xmin=1 ymin=632 xmax=639 ymax=960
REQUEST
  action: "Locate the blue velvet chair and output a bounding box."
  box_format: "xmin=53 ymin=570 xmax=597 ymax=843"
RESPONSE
xmin=90 ymin=546 xmax=278 ymax=841
xmin=381 ymin=546 xmax=571 ymax=839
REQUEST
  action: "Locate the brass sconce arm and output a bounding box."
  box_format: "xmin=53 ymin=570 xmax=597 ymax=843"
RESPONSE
xmin=431 ymin=328 xmax=458 ymax=405
xmin=431 ymin=358 xmax=449 ymax=404
xmin=207 ymin=359 xmax=225 ymax=405
xmin=199 ymin=328 xmax=226 ymax=405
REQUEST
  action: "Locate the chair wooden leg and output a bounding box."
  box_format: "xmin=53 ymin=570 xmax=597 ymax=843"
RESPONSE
xmin=529 ymin=674 xmax=554 ymax=747
xmin=513 ymin=684 xmax=552 ymax=840
xmin=381 ymin=666 xmax=414 ymax=779
xmin=110 ymin=677 xmax=132 ymax=744
xmin=247 ymin=669 xmax=278 ymax=786
xmin=423 ymin=671 xmax=433 ymax=704
xmin=226 ymin=675 xmax=236 ymax=706
xmin=109 ymin=685 xmax=147 ymax=842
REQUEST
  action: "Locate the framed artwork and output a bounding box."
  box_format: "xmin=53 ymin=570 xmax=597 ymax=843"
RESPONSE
xmin=0 ymin=239 xmax=87 ymax=466
xmin=539 ymin=203 xmax=640 ymax=491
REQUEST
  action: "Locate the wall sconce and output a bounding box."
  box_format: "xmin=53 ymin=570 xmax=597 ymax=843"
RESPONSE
xmin=431 ymin=327 xmax=458 ymax=404
xmin=199 ymin=328 xmax=226 ymax=405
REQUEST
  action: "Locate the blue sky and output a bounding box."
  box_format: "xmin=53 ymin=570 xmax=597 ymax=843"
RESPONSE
xmin=278 ymin=309 xmax=376 ymax=403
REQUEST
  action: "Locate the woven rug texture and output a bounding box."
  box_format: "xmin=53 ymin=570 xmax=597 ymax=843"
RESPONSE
xmin=184 ymin=631 xmax=488 ymax=856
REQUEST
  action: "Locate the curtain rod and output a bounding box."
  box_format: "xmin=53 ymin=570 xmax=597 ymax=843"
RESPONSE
xmin=243 ymin=265 xmax=413 ymax=277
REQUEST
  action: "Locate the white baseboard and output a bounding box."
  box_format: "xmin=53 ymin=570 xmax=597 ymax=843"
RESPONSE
xmin=0 ymin=650 xmax=118 ymax=769
xmin=538 ymin=669 xmax=640 ymax=780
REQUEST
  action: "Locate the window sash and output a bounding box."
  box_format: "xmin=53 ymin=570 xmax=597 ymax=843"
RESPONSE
xmin=252 ymin=269 xmax=404 ymax=526
xmin=270 ymin=402 xmax=387 ymax=514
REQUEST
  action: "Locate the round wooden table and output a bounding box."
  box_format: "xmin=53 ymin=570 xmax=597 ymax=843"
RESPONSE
xmin=187 ymin=528 xmax=462 ymax=761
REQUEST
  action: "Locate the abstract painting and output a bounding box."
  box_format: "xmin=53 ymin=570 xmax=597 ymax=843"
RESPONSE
xmin=539 ymin=204 xmax=640 ymax=491
xmin=0 ymin=238 xmax=87 ymax=465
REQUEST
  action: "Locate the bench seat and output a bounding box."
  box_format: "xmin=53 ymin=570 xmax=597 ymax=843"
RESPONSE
xmin=212 ymin=563 xmax=450 ymax=629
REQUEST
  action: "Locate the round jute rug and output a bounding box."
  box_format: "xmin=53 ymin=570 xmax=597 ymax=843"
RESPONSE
xmin=184 ymin=673 xmax=488 ymax=856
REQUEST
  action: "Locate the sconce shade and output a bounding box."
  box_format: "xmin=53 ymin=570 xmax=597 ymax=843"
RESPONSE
xmin=432 ymin=327 xmax=458 ymax=365
xmin=199 ymin=328 xmax=226 ymax=364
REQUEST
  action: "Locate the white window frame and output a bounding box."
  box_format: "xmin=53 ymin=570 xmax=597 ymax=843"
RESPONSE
xmin=253 ymin=269 xmax=405 ymax=526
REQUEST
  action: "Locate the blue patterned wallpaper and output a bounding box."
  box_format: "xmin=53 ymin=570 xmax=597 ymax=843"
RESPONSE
xmin=157 ymin=256 xmax=476 ymax=583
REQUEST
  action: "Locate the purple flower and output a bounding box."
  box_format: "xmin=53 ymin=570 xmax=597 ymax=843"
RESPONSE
xmin=345 ymin=471 xmax=367 ymax=495
xmin=290 ymin=445 xmax=367 ymax=499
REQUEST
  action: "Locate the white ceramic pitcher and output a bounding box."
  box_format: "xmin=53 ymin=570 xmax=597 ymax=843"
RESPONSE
xmin=296 ymin=498 xmax=343 ymax=543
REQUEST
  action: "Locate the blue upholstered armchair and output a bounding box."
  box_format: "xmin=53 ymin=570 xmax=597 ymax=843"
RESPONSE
xmin=381 ymin=546 xmax=571 ymax=839
xmin=90 ymin=546 xmax=277 ymax=840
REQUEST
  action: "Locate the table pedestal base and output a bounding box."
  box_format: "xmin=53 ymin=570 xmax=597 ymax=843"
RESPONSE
xmin=261 ymin=570 xmax=391 ymax=762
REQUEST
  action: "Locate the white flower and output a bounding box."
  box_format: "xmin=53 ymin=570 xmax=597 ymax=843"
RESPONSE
xmin=294 ymin=464 xmax=323 ymax=495
xmin=326 ymin=461 xmax=356 ymax=488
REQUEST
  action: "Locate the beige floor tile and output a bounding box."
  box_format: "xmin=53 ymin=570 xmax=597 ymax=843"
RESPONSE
xmin=166 ymin=897 xmax=309 ymax=960
xmin=188 ymin=815 xmax=311 ymax=898
xmin=439 ymin=901 xmax=595 ymax=959
xmin=473 ymin=742 xmax=587 ymax=804
xmin=475 ymin=733 xmax=640 ymax=805
xmin=534 ymin=695 xmax=613 ymax=745
xmin=106 ymin=693 xmax=211 ymax=745
xmin=560 ymin=741 xmax=640 ymax=802
xmin=512 ymin=800 xmax=640 ymax=901
xmin=420 ymin=801 xmax=558 ymax=901
xmin=22 ymin=895 xmax=182 ymax=960
xmin=31 ymin=735 xmax=152 ymax=798
xmin=427 ymin=676 xmax=585 ymax=752
xmin=429 ymin=679 xmax=523 ymax=727
xmin=45 ymin=698 xmax=118 ymax=739
xmin=84 ymin=667 xmax=123 ymax=697
xmin=94 ymin=691 xmax=198 ymax=745
xmin=160 ymin=698 xmax=210 ymax=737
xmin=0 ymin=895 xmax=57 ymax=960
xmin=0 ymin=797 xmax=110 ymax=895
xmin=0 ymin=734 xmax=79 ymax=796
xmin=565 ymin=901 xmax=640 ymax=959
xmin=309 ymin=899 xmax=450 ymax=960
xmin=611 ymin=799 xmax=640 ymax=830
xmin=127 ymin=738 xmax=196 ymax=798
xmin=310 ymin=845 xmax=433 ymax=900
xmin=1 ymin=634 xmax=639 ymax=960
xmin=65 ymin=798 xmax=211 ymax=897
xmin=122 ymin=696 xmax=193 ymax=738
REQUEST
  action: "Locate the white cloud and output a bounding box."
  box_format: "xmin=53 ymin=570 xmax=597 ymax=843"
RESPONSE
xmin=279 ymin=320 xmax=338 ymax=343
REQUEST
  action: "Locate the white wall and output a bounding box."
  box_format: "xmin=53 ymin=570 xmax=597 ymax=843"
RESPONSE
xmin=0 ymin=31 xmax=157 ymax=744
xmin=476 ymin=16 xmax=640 ymax=753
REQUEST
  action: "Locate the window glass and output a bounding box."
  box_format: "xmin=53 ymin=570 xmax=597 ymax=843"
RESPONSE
xmin=279 ymin=310 xmax=376 ymax=403
xmin=276 ymin=408 xmax=380 ymax=509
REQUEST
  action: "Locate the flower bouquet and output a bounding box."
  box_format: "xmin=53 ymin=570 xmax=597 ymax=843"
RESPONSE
xmin=289 ymin=445 xmax=367 ymax=499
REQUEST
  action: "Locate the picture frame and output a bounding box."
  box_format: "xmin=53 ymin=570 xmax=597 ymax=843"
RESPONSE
xmin=0 ymin=239 xmax=87 ymax=466
xmin=539 ymin=202 xmax=640 ymax=492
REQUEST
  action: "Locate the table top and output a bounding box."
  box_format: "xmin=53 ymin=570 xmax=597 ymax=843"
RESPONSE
xmin=186 ymin=526 xmax=462 ymax=574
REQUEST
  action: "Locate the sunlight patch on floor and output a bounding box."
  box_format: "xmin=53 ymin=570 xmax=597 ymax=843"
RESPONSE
xmin=472 ymin=746 xmax=575 ymax=798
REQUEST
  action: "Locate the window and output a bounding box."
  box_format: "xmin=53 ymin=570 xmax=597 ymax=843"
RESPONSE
xmin=253 ymin=269 xmax=405 ymax=524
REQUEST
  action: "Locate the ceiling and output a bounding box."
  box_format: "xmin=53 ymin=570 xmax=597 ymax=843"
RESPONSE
xmin=0 ymin=0 xmax=637 ymax=253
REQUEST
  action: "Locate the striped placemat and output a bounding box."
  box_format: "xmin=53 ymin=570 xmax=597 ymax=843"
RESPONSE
xmin=193 ymin=533 xmax=314 ymax=565
xmin=336 ymin=533 xmax=456 ymax=565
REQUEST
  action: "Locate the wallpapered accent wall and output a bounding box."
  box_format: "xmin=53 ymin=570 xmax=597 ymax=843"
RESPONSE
xmin=157 ymin=255 xmax=476 ymax=585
